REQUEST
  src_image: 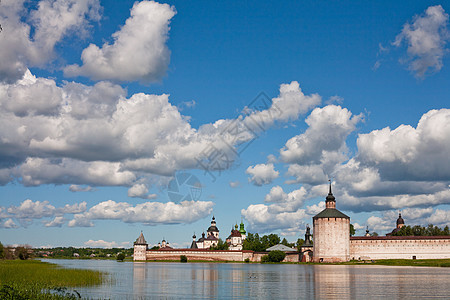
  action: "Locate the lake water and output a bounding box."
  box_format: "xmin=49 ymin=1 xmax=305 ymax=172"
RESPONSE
xmin=44 ymin=259 xmax=450 ymax=299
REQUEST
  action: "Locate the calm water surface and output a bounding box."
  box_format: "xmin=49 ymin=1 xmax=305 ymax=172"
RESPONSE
xmin=44 ymin=259 xmax=450 ymax=299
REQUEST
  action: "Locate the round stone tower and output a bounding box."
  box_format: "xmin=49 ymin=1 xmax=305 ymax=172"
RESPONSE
xmin=313 ymin=183 xmax=350 ymax=262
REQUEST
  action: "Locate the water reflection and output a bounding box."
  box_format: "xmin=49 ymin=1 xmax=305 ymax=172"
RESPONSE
xmin=45 ymin=260 xmax=450 ymax=299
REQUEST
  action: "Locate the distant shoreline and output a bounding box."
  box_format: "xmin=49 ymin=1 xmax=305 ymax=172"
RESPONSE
xmin=40 ymin=257 xmax=450 ymax=267
xmin=132 ymin=258 xmax=450 ymax=267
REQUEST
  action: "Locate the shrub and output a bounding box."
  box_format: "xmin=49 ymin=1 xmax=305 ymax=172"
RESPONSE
xmin=244 ymin=258 xmax=250 ymax=263
xmin=180 ymin=255 xmax=188 ymax=263
xmin=260 ymin=255 xmax=270 ymax=263
xmin=268 ymin=250 xmax=286 ymax=262
xmin=16 ymin=247 xmax=30 ymax=260
xmin=116 ymin=253 xmax=125 ymax=261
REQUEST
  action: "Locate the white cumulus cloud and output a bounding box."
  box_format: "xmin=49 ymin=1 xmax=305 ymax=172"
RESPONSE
xmin=246 ymin=163 xmax=279 ymax=186
xmin=84 ymin=239 xmax=128 ymax=248
xmin=0 ymin=0 xmax=101 ymax=83
xmin=394 ymin=5 xmax=449 ymax=77
xmin=64 ymin=1 xmax=176 ymax=82
xmin=128 ymin=183 xmax=157 ymax=200
xmin=68 ymin=200 xmax=214 ymax=227
xmin=44 ymin=216 xmax=65 ymax=227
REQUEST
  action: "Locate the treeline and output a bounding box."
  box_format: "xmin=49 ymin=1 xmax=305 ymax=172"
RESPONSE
xmin=0 ymin=242 xmax=32 ymax=260
xmin=392 ymin=224 xmax=450 ymax=236
xmin=34 ymin=246 xmax=133 ymax=259
xmin=243 ymin=233 xmax=304 ymax=252
xmin=0 ymin=242 xmax=133 ymax=260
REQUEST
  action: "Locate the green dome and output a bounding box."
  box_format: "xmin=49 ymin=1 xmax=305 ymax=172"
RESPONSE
xmin=239 ymin=221 xmax=246 ymax=234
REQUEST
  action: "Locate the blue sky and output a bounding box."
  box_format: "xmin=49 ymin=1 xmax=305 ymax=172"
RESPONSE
xmin=0 ymin=0 xmax=449 ymax=248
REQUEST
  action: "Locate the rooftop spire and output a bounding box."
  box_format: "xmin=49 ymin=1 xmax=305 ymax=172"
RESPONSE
xmin=326 ymin=180 xmax=336 ymax=202
xmin=325 ymin=180 xmax=336 ymax=208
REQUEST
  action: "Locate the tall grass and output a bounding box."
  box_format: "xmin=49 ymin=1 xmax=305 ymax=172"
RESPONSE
xmin=0 ymin=260 xmax=106 ymax=299
xmin=370 ymin=258 xmax=450 ymax=267
xmin=342 ymin=258 xmax=450 ymax=267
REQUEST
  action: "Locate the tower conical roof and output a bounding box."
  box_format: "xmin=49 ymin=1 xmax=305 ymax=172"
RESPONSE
xmin=134 ymin=231 xmax=147 ymax=245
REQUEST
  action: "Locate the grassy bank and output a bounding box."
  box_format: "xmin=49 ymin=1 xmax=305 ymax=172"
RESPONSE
xmin=0 ymin=260 xmax=106 ymax=299
xmin=339 ymin=258 xmax=450 ymax=267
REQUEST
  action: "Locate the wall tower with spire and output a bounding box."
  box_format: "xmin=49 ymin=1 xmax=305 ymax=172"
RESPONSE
xmin=312 ymin=181 xmax=350 ymax=262
xmin=133 ymin=231 xmax=148 ymax=261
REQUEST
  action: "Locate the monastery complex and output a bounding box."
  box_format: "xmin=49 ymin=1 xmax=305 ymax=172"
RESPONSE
xmin=134 ymin=184 xmax=450 ymax=262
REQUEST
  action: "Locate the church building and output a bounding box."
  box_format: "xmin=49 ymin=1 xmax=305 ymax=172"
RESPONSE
xmin=225 ymin=222 xmax=246 ymax=250
xmin=191 ymin=216 xmax=220 ymax=249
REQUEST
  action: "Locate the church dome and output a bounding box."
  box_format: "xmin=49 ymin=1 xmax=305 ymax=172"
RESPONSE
xmin=207 ymin=216 xmax=219 ymax=232
xmin=397 ymin=213 xmax=405 ymax=225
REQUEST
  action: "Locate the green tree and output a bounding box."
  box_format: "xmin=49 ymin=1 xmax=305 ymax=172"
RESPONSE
xmin=371 ymin=232 xmax=379 ymax=237
xmin=116 ymin=253 xmax=125 ymax=261
xmin=0 ymin=242 xmax=4 ymax=259
xmin=392 ymin=224 xmax=450 ymax=236
xmin=268 ymin=250 xmax=286 ymax=262
xmin=180 ymin=255 xmax=188 ymax=262
xmin=210 ymin=239 xmax=229 ymax=250
xmin=296 ymin=238 xmax=305 ymax=251
xmin=16 ymin=246 xmax=30 ymax=260
xmin=350 ymin=224 xmax=355 ymax=236
xmin=260 ymin=255 xmax=270 ymax=263
xmin=266 ymin=234 xmax=281 ymax=248
xmin=243 ymin=233 xmax=264 ymax=251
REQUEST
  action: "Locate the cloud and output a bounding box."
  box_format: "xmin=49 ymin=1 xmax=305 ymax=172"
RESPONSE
xmin=68 ymin=214 xmax=94 ymax=227
xmin=286 ymin=108 xmax=450 ymax=213
xmin=241 ymin=81 xmax=321 ymax=133
xmin=0 ymin=74 xmax=321 ymax=187
xmin=393 ymin=5 xmax=449 ymax=77
xmin=325 ymin=95 xmax=344 ymax=105
xmin=286 ymin=164 xmax=328 ymax=185
xmin=280 ymin=105 xmax=363 ymax=165
xmin=7 ymin=199 xmax=56 ymax=225
xmin=64 ymin=1 xmax=176 ymax=82
xmin=241 ymin=186 xmax=309 ymax=234
xmin=243 ymin=106 xmax=450 ymax=233
xmin=229 ymin=181 xmax=240 ymax=188
xmin=281 ymin=105 xmax=363 ymax=186
xmin=68 ymin=200 xmax=214 ymax=227
xmin=356 ymin=109 xmax=450 ymax=182
xmin=246 ymin=163 xmax=279 ymax=186
xmin=44 ymin=216 xmax=65 ymax=227
xmin=84 ymin=239 xmax=128 ymax=248
xmin=305 ymin=201 xmax=325 ymax=215
xmin=128 ymin=183 xmax=157 ymax=199
xmin=338 ymin=189 xmax=450 ymax=213
xmin=15 ymin=158 xmax=137 ymax=187
xmin=241 ymin=204 xmax=307 ymax=234
xmin=0 ymin=0 xmax=101 ymax=83
xmin=364 ymin=207 xmax=449 ymax=234
xmin=425 ymin=209 xmax=450 ymax=226
xmin=1 ymin=199 xmax=87 ymax=227
xmin=69 ymin=185 xmax=94 ymax=192
xmin=1 ymin=218 xmax=18 ymax=229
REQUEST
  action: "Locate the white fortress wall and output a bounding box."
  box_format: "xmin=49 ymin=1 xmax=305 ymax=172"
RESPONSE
xmin=133 ymin=249 xmax=299 ymax=262
xmin=350 ymin=236 xmax=450 ymax=260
